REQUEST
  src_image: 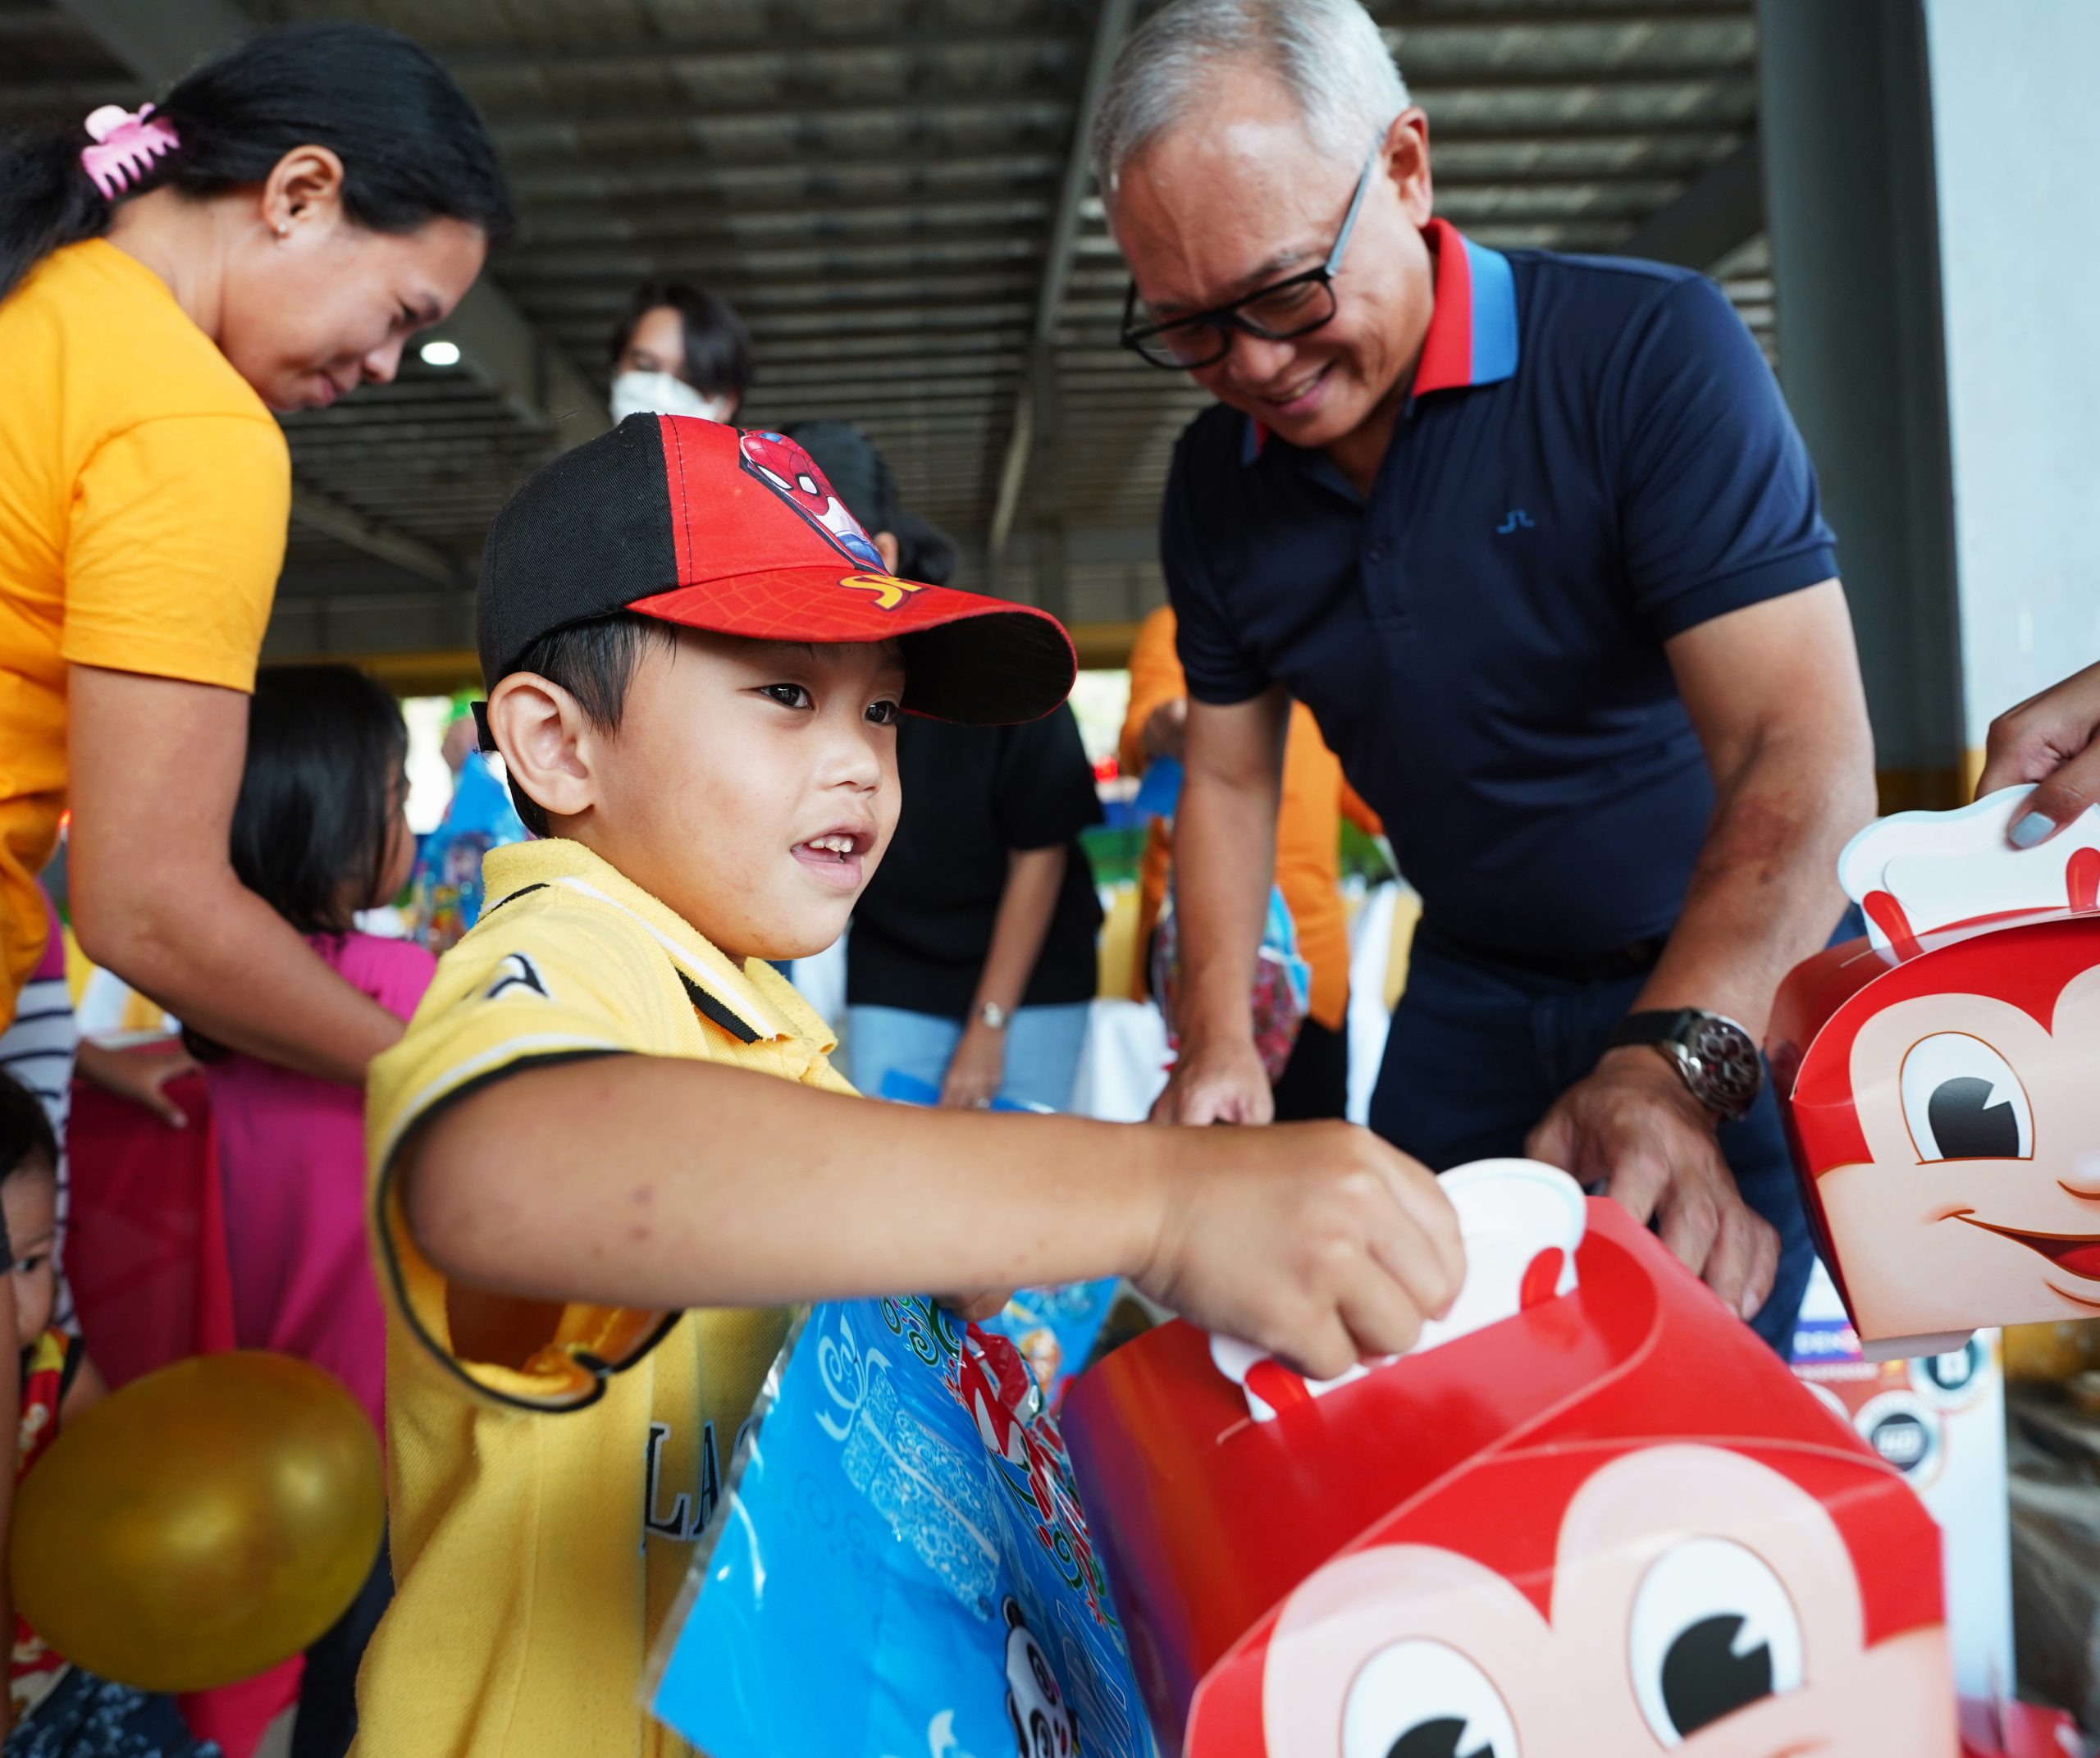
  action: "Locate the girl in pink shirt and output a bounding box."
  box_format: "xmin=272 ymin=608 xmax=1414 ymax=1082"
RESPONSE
xmin=199 ymin=666 xmax=432 ymax=1758
xmin=201 ymin=667 xmax=431 ymax=1438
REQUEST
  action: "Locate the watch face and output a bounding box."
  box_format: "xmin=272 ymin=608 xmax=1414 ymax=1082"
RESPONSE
xmin=1684 ymin=1015 xmax=1762 ymax=1115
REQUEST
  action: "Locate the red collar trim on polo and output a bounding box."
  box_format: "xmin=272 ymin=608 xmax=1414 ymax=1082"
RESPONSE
xmin=1240 ymin=217 xmax=1520 ymax=463
xmin=1413 ymin=216 xmax=1521 ymax=395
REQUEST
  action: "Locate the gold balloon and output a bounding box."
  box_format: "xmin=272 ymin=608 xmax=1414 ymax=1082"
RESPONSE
xmin=12 ymin=1351 xmax=384 ymax=1693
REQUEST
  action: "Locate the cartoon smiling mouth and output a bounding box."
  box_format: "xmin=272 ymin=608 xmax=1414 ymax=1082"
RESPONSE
xmin=1953 ymin=1213 xmax=2100 ymax=1283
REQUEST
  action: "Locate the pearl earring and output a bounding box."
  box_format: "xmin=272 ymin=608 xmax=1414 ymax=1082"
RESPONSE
xmin=275 ymin=223 xmax=290 ymax=239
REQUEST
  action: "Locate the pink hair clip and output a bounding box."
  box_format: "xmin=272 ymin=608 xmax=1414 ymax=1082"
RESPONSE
xmin=80 ymin=103 xmax=180 ymax=201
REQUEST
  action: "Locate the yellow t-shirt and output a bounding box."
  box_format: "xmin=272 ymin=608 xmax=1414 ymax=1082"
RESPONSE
xmin=355 ymin=838 xmax=855 ymax=1758
xmin=0 ymin=239 xmax=289 ymax=1018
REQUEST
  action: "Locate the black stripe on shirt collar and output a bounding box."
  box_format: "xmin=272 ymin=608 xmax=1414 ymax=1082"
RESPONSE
xmin=678 ymin=969 xmax=762 ymax=1043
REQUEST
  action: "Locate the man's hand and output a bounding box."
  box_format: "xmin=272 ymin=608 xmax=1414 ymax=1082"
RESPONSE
xmin=1148 ymin=1031 xmax=1274 ymax=1126
xmin=1142 ymin=697 xmax=1189 ymax=764
xmin=1527 ymin=1047 xmax=1778 ymax=1320
xmin=1979 ymin=660 xmax=2100 ymax=846
xmin=75 ymin=1038 xmax=197 ymax=1129
xmin=1138 ymin=1121 xmax=1463 ymax=1381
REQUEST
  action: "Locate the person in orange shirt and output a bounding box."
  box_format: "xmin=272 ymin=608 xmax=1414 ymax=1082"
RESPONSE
xmin=1121 ymin=605 xmax=1381 ymax=1119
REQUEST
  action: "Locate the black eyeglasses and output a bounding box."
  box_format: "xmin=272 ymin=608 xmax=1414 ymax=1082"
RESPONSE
xmin=1118 ymin=140 xmax=1381 ymax=372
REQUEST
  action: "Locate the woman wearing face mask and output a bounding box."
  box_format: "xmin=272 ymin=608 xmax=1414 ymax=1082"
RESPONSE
xmin=0 ymin=23 xmax=512 ymax=1084
xmin=606 ymin=279 xmax=754 ymax=425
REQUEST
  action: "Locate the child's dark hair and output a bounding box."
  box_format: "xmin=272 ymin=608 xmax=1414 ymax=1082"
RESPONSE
xmin=608 ymin=281 xmax=755 ymax=401
xmin=233 ymin=666 xmax=408 ymax=936
xmin=0 ymin=1069 xmax=57 ymax=1187
xmin=499 ymin=614 xmax=677 ymax=838
xmin=0 ymin=21 xmax=514 ymax=304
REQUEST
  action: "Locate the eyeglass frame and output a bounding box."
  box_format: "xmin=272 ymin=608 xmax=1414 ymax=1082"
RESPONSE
xmin=1116 ymin=135 xmax=1385 ymax=372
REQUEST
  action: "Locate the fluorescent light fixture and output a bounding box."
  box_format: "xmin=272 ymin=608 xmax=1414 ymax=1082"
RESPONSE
xmin=419 ymin=339 xmax=462 ymax=368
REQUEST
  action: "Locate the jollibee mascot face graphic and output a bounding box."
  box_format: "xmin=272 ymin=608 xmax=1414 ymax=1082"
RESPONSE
xmin=1802 ymin=935 xmax=2100 ymax=1339
xmin=1252 ymin=1446 xmax=1954 ymax=1756
xmin=1061 ymin=1165 xmax=1961 ymax=1758
xmin=1781 ymin=791 xmax=2100 ymax=1343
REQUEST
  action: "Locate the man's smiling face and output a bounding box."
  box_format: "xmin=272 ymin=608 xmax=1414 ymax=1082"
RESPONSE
xmin=1107 ymin=62 xmax=1436 ymax=452
xmin=1816 ymin=968 xmax=2100 ymax=1340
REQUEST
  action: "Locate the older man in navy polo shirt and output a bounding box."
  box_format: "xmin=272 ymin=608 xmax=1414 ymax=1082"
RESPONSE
xmin=1097 ymin=0 xmax=1876 ymax=1349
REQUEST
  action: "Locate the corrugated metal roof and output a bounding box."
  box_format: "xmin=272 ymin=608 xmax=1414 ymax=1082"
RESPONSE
xmin=0 ymin=0 xmax=1772 ymax=650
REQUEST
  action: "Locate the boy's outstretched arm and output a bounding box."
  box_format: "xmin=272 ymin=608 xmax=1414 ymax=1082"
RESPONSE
xmin=399 ymin=1056 xmax=1463 ymax=1381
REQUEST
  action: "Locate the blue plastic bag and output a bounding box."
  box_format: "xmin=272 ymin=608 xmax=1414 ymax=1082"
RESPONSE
xmin=647 ymin=1298 xmax=1158 ymax=1758
xmin=872 ymin=1075 xmax=1119 ymax=1409
xmin=410 ymin=751 xmax=528 ymax=952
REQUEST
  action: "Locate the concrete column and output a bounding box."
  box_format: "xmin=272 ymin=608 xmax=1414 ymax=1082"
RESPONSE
xmin=1761 ymin=0 xmax=2100 ymax=804
xmin=1758 ymin=0 xmax=1965 ymax=808
xmin=1920 ymin=0 xmax=2100 ymax=756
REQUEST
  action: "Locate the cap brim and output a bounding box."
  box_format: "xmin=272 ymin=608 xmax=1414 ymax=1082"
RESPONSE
xmin=628 ymin=566 xmax=1076 ymax=724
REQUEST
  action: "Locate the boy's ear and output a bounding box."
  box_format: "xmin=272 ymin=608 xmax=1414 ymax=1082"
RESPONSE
xmin=487 ymin=674 xmax=598 ymax=824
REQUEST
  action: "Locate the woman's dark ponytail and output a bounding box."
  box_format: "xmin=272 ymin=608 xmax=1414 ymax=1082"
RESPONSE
xmin=0 ymin=130 xmax=114 ymax=306
xmin=0 ymin=21 xmax=514 ymax=305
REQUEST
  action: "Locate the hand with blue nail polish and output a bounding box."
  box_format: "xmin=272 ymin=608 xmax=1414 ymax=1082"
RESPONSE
xmin=1979 ymin=660 xmax=2100 ymax=847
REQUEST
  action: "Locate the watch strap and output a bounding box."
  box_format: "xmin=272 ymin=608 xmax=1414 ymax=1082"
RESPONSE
xmin=1605 ymin=1009 xmax=1694 ymax=1051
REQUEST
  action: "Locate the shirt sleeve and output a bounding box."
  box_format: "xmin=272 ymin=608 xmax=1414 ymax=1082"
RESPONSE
xmin=366 ymin=906 xmax=687 ymax=1412
xmin=993 ymin=705 xmax=1104 ymax=852
xmin=1161 ymin=429 xmax=1274 ymax=705
xmin=339 ymin=934 xmax=440 ymax=1025
xmin=1611 ymin=276 xmax=1838 ymax=639
xmin=1120 ymin=607 xmax=1186 ymax=777
xmin=62 ymin=413 xmax=290 ymax=690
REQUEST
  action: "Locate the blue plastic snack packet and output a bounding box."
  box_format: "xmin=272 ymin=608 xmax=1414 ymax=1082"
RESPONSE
xmin=1131 ymin=756 xmax=1182 ymax=823
xmin=981 ymin=1282 xmax=1121 ymax=1414
xmin=870 ymin=1075 xmax=1119 ymax=1409
xmin=646 ymin=1298 xmax=1158 ymax=1758
xmin=410 ymin=751 xmax=528 ymax=952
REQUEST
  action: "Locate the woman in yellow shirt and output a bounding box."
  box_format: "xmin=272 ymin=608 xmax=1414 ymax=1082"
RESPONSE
xmin=0 ymin=24 xmax=509 ymax=1083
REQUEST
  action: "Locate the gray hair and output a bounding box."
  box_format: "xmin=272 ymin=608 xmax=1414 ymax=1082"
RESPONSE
xmin=1090 ymin=0 xmax=1409 ymax=201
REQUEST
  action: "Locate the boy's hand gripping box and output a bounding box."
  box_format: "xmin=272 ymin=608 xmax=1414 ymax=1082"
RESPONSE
xmin=1061 ymin=1161 xmax=1960 ymax=1757
xmin=1771 ymin=788 xmax=2100 ymax=1360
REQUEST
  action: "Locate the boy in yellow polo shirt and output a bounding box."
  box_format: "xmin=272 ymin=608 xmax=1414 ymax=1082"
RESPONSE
xmin=352 ymin=415 xmax=1463 ymax=1756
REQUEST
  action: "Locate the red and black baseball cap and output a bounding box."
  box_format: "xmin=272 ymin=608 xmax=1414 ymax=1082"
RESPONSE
xmin=477 ymin=414 xmax=1076 ymax=724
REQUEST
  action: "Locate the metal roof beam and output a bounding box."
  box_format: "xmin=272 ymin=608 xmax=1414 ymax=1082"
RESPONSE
xmin=990 ymin=0 xmax=1135 ymax=568
xmin=289 ymin=490 xmax=459 ymax=587
xmin=463 ymin=67 xmax=1751 ymax=137
xmin=51 ymin=0 xmax=606 ymax=453
xmin=1618 ymin=136 xmax=1764 ymax=269
xmin=418 ymin=8 xmax=1751 ymax=77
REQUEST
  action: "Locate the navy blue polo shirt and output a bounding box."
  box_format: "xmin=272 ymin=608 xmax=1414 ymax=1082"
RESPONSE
xmin=1162 ymin=218 xmax=1837 ymax=962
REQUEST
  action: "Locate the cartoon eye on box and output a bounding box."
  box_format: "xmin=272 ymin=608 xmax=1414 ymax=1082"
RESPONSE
xmin=1061 ymin=1163 xmax=1963 ymax=1757
xmin=1771 ymin=787 xmax=2100 ymax=1358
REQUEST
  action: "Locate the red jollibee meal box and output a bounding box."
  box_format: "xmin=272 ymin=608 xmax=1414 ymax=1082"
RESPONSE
xmin=1772 ymin=791 xmax=2100 ymax=1358
xmin=1062 ymin=1179 xmax=1957 ymax=1757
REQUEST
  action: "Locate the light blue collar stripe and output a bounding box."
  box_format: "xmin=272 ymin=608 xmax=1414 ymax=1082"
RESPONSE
xmin=1464 ymin=235 xmax=1520 ymax=385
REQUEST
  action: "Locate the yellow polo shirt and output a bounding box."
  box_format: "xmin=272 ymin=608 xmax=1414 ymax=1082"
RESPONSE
xmin=354 ymin=839 xmax=853 ymax=1757
xmin=0 ymin=240 xmax=288 ymax=1018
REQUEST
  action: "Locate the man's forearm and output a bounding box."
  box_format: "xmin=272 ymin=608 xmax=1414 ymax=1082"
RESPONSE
xmin=1173 ymin=761 xmax=1280 ymax=1043
xmin=77 ymin=867 xmax=401 ymax=1084
xmin=1634 ymin=730 xmax=1875 ymax=1039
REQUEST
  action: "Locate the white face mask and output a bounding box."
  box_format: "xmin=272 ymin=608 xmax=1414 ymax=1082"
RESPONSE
xmin=609 ymin=370 xmax=734 ymax=427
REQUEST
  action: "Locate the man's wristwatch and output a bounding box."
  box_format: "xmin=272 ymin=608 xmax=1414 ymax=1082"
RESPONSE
xmin=976 ymin=1002 xmax=1009 ymax=1031
xmin=1605 ymin=1008 xmax=1763 ymax=1123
